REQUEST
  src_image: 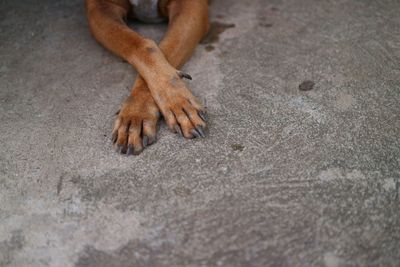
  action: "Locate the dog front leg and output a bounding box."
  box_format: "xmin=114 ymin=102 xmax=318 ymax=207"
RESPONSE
xmin=86 ymin=0 xmax=208 ymax=154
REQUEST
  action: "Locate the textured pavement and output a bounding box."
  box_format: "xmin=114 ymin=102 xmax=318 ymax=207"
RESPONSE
xmin=1 ymin=0 xmax=400 ymax=266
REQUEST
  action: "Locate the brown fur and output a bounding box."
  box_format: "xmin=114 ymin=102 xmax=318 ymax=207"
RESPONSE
xmin=85 ymin=0 xmax=210 ymax=155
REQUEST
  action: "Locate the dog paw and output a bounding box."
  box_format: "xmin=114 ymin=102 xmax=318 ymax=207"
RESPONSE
xmin=149 ymin=72 xmax=207 ymax=139
xmin=112 ymin=89 xmax=160 ymax=155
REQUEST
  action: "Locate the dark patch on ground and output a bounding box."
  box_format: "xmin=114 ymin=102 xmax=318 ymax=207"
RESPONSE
xmin=299 ymin=80 xmax=315 ymax=91
xmin=70 ymin=173 xmax=110 ymax=202
xmin=231 ymin=144 xmax=244 ymax=151
xmin=201 ymin=21 xmax=235 ymax=45
xmin=173 ymin=186 xmax=191 ymax=197
xmin=259 ymin=22 xmax=273 ymax=28
xmin=0 ymin=230 xmax=25 ymax=266
xmin=57 ymin=174 xmax=64 ymax=195
xmin=75 ymin=240 xmax=178 ymax=267
xmin=74 ymin=174 xmax=400 ymax=267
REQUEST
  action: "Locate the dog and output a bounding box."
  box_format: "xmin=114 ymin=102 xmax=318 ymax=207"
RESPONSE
xmin=85 ymin=0 xmax=210 ymax=155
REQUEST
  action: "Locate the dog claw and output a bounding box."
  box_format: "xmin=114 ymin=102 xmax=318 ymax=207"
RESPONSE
xmin=117 ymin=144 xmax=126 ymax=154
xmin=112 ymin=132 xmax=118 ymax=143
xmin=127 ymin=145 xmax=143 ymax=155
xmin=198 ymin=110 xmax=207 ymax=122
xmin=127 ymin=145 xmax=134 ymax=155
xmin=148 ymin=136 xmax=156 ymax=145
xmin=174 ymin=125 xmax=183 ymax=137
xmin=177 ymin=71 xmax=192 ymax=80
xmin=195 ymin=125 xmax=206 ymax=138
xmin=143 ymin=136 xmax=149 ymax=147
xmin=191 ymin=129 xmax=201 ymax=138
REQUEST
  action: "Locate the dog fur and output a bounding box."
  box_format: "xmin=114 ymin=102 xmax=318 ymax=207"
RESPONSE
xmin=85 ymin=0 xmax=210 ymax=155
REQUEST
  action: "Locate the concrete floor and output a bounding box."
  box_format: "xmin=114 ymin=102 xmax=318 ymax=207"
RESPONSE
xmin=1 ymin=0 xmax=400 ymax=266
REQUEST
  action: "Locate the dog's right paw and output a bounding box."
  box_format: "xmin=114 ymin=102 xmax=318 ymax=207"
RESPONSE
xmin=112 ymin=88 xmax=160 ymax=155
xmin=147 ymin=71 xmax=207 ymax=139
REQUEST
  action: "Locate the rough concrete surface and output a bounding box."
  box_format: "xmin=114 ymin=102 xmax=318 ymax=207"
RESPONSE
xmin=1 ymin=0 xmax=400 ymax=266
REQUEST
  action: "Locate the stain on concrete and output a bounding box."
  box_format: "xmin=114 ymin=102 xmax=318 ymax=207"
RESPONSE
xmin=57 ymin=174 xmax=64 ymax=195
xmin=231 ymin=144 xmax=244 ymax=151
xmin=259 ymin=22 xmax=274 ymax=28
xmin=173 ymin=186 xmax=191 ymax=197
xmin=0 ymin=230 xmax=25 ymax=266
xmin=201 ymin=21 xmax=235 ymax=45
xmin=271 ymin=6 xmax=279 ymax=12
xmin=70 ymin=174 xmax=82 ymax=185
xmin=299 ymin=80 xmax=315 ymax=91
xmin=75 ymin=240 xmax=175 ymax=267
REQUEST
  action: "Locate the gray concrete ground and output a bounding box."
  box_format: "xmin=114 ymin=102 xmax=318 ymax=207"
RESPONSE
xmin=1 ymin=0 xmax=400 ymax=266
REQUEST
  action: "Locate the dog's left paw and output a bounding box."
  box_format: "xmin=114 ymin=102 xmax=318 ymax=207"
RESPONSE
xmin=112 ymin=88 xmax=160 ymax=155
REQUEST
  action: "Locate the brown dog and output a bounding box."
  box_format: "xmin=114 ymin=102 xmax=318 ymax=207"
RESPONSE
xmin=85 ymin=0 xmax=209 ymax=155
